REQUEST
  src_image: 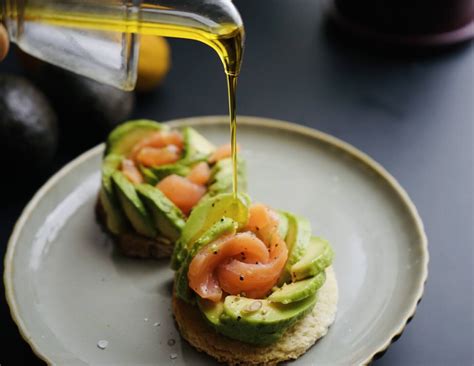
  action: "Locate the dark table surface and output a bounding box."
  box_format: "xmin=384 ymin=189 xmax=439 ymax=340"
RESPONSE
xmin=1 ymin=1 xmax=473 ymax=365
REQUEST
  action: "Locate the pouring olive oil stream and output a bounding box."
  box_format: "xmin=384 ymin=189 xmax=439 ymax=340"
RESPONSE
xmin=1 ymin=0 xmax=244 ymax=198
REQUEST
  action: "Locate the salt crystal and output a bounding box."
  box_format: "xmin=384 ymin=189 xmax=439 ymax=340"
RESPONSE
xmin=97 ymin=340 xmax=108 ymax=350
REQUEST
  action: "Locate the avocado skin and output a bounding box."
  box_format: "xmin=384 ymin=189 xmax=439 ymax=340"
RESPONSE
xmin=33 ymin=65 xmax=135 ymax=152
xmin=0 ymin=74 xmax=58 ymax=174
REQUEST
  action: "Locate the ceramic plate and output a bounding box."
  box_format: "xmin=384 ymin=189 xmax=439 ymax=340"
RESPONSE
xmin=4 ymin=116 xmax=428 ymax=365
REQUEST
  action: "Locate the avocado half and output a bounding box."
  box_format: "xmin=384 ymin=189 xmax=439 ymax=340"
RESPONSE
xmin=96 ymin=119 xmax=248 ymax=259
xmin=172 ymin=193 xmax=335 ymax=346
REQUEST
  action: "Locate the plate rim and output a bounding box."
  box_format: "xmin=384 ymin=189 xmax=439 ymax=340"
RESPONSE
xmin=4 ymin=115 xmax=429 ymax=365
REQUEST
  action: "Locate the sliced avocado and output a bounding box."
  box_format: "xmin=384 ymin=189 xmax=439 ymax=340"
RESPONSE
xmin=278 ymin=212 xmax=312 ymax=284
xmin=105 ymin=119 xmax=166 ymax=156
xmin=99 ymin=154 xmax=128 ymax=234
xmin=175 ymin=217 xmax=238 ymax=302
xmin=139 ymin=163 xmax=191 ymax=185
xmin=112 ymin=171 xmax=156 ymax=238
xmin=197 ymin=298 xmax=225 ymax=326
xmin=215 ymin=294 xmax=317 ymax=345
xmin=291 ymin=237 xmax=334 ymax=281
xmin=268 ymin=271 xmax=326 ymax=304
xmin=197 ymin=298 xmax=285 ymax=344
xmin=136 ymin=184 xmax=186 ymax=241
xmin=171 ymin=192 xmax=250 ymax=270
xmin=181 ymin=127 xmax=215 ymax=164
xmin=277 ymin=211 xmax=289 ymax=240
xmin=206 ymin=157 xmax=247 ymax=197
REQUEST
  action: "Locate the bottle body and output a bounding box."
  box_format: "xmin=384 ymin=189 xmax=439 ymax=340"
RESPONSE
xmin=0 ymin=0 xmax=244 ymax=90
xmin=1 ymin=0 xmax=140 ymax=89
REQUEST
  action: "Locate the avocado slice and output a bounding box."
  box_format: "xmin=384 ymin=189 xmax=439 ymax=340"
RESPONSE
xmin=112 ymin=171 xmax=156 ymax=238
xmin=268 ymin=271 xmax=326 ymax=304
xmin=171 ymin=192 xmax=250 ymax=270
xmin=198 ymin=294 xmax=318 ymax=345
xmin=175 ymin=217 xmax=238 ymax=302
xmin=136 ymin=184 xmax=186 ymax=242
xmin=181 ymin=127 xmax=215 ymax=164
xmin=291 ymin=237 xmax=334 ymax=281
xmin=140 ymin=163 xmax=191 ymax=185
xmin=105 ymin=119 xmax=166 ymax=156
xmin=206 ymin=157 xmax=247 ymax=197
xmin=278 ymin=213 xmax=312 ymax=284
xmin=99 ymin=154 xmax=128 ymax=235
xmin=197 ymin=298 xmax=225 ymax=327
xmin=277 ymin=211 xmax=289 ymax=240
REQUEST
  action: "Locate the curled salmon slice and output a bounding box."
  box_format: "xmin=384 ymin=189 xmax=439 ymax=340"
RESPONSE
xmin=136 ymin=145 xmax=181 ymax=167
xmin=131 ymin=130 xmax=183 ymax=159
xmin=208 ymin=143 xmax=240 ymax=164
xmin=187 ymin=162 xmax=211 ymax=185
xmin=188 ymin=204 xmax=288 ymax=301
xmin=157 ymin=174 xmax=206 ymax=215
xmin=188 ymin=232 xmax=270 ymax=302
xmin=121 ymin=159 xmax=144 ymax=184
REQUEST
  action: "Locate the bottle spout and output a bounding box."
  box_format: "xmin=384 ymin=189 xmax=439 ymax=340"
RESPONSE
xmin=139 ymin=0 xmax=245 ymax=75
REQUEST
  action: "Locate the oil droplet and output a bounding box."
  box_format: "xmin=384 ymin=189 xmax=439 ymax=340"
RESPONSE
xmin=167 ymin=339 xmax=176 ymax=346
xmin=144 ymin=317 xmax=149 ymax=322
xmin=170 ymin=353 xmax=178 ymax=359
xmin=153 ymin=322 xmax=160 ymax=327
xmin=97 ymin=340 xmax=108 ymax=350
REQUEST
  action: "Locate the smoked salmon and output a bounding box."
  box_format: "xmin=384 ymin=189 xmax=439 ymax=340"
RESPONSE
xmin=121 ymin=159 xmax=144 ymax=184
xmin=187 ymin=162 xmax=211 ymax=185
xmin=157 ymin=174 xmax=206 ymax=215
xmin=130 ymin=130 xmax=183 ymax=159
xmin=120 ymin=128 xmax=240 ymax=216
xmin=136 ymin=145 xmax=181 ymax=167
xmin=188 ymin=204 xmax=289 ymax=301
xmin=208 ymin=143 xmax=240 ymax=163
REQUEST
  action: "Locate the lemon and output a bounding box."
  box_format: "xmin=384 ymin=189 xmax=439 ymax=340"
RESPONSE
xmin=136 ymin=35 xmax=171 ymax=92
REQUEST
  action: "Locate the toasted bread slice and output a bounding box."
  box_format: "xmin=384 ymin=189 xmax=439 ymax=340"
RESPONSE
xmin=173 ymin=267 xmax=338 ymax=366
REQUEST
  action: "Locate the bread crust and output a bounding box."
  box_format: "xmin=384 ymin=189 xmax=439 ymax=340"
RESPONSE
xmin=173 ymin=267 xmax=338 ymax=366
xmin=95 ymin=197 xmax=173 ymax=259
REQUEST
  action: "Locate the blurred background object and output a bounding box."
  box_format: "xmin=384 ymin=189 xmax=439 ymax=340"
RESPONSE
xmin=10 ymin=35 xmax=172 ymax=154
xmin=0 ymin=74 xmax=57 ymax=180
xmin=136 ymin=35 xmax=171 ymax=93
xmin=329 ymin=0 xmax=474 ymax=46
xmin=30 ymin=64 xmax=135 ymax=153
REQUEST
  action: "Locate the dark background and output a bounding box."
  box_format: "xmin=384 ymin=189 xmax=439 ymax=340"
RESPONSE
xmin=1 ymin=1 xmax=473 ymax=365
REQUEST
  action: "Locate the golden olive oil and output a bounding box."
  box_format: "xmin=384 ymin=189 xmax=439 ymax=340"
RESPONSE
xmin=23 ymin=6 xmax=244 ymax=196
